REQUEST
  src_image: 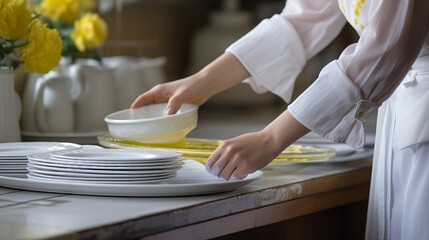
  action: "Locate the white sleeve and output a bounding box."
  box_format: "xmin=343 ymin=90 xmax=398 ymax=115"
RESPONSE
xmin=226 ymin=0 xmax=346 ymax=103
xmin=288 ymin=0 xmax=429 ymax=148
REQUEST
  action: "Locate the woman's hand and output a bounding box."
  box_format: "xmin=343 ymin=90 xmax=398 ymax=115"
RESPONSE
xmin=205 ymin=110 xmax=310 ymax=181
xmin=131 ymin=76 xmax=211 ymax=114
xmin=205 ymin=130 xmax=282 ymax=181
xmin=131 ymin=52 xmax=250 ymax=114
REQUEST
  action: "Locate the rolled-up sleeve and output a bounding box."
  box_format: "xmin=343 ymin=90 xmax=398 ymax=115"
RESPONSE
xmin=289 ymin=0 xmax=429 ymax=148
xmin=226 ymin=0 xmax=346 ymax=103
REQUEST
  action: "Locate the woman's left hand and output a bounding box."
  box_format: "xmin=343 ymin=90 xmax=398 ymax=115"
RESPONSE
xmin=205 ymin=110 xmax=310 ymax=181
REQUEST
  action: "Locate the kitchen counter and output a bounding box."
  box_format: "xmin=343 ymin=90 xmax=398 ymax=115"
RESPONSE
xmin=0 ymin=156 xmax=372 ymax=240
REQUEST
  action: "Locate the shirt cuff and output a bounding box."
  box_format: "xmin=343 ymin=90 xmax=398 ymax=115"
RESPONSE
xmin=288 ymin=60 xmax=381 ymax=148
xmin=226 ymin=14 xmax=306 ymax=103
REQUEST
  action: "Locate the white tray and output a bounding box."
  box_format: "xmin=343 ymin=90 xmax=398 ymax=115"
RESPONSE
xmin=0 ymin=160 xmax=262 ymax=197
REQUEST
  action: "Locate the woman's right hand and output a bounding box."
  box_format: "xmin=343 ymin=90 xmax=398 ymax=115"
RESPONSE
xmin=131 ymin=52 xmax=251 ymax=114
xmin=131 ymin=75 xmax=212 ymax=114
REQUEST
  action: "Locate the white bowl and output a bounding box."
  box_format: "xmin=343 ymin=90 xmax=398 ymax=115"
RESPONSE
xmin=105 ymin=103 xmax=198 ymax=143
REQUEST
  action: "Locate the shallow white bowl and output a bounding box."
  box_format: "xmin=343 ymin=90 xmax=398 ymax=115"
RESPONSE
xmin=105 ymin=103 xmax=198 ymax=143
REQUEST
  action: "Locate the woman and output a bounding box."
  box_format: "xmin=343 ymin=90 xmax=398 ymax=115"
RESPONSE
xmin=132 ymin=1 xmax=429 ymax=239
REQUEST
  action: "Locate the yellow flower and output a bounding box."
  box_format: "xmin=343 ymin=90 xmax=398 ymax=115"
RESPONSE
xmin=20 ymin=19 xmax=62 ymax=74
xmin=71 ymin=13 xmax=107 ymax=52
xmin=0 ymin=0 xmax=32 ymax=40
xmin=40 ymin=0 xmax=80 ymax=23
xmin=11 ymin=0 xmax=33 ymax=40
xmin=0 ymin=0 xmax=17 ymax=39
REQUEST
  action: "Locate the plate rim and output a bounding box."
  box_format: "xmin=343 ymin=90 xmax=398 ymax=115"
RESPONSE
xmin=0 ymin=142 xmax=82 ymax=157
xmin=49 ymin=148 xmax=182 ymax=161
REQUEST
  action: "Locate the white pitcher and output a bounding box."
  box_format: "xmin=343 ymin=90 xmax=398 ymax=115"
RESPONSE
xmin=69 ymin=63 xmax=117 ymax=132
xmin=33 ymin=72 xmax=74 ymax=133
xmin=22 ymin=71 xmax=74 ymax=133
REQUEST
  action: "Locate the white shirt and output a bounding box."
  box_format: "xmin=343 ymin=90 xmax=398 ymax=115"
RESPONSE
xmin=227 ymin=0 xmax=429 ymax=148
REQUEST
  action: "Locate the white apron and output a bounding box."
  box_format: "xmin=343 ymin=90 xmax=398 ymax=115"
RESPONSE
xmin=366 ymin=55 xmax=429 ymax=240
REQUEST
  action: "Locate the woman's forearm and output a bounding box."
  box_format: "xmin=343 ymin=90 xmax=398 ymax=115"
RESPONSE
xmin=263 ymin=110 xmax=310 ymax=154
xmin=194 ymin=52 xmax=251 ymax=98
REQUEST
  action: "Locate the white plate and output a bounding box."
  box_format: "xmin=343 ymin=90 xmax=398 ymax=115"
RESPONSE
xmin=28 ymin=171 xmax=177 ymax=181
xmin=0 ymin=160 xmax=27 ymax=165
xmin=29 ymin=156 xmax=181 ymax=167
xmin=297 ymin=132 xmax=376 ymax=147
xmin=0 ymin=142 xmax=81 ymax=157
xmin=0 ymin=160 xmax=263 ymax=196
xmin=27 ymin=165 xmax=181 ymax=178
xmin=28 ymin=150 xmax=183 ymax=168
xmin=50 ymin=148 xmax=181 ymax=161
xmin=0 ymin=156 xmax=27 ymax=160
xmin=28 ymin=159 xmax=183 ymax=170
xmin=0 ymin=164 xmax=27 ymax=170
xmin=310 ymin=143 xmax=356 ymax=157
xmin=27 ymin=175 xmax=176 ymax=184
xmin=31 ymin=155 xmax=180 ymax=165
xmin=27 ymin=172 xmax=177 ymax=184
xmin=21 ymin=131 xmax=106 ymax=145
xmin=330 ymin=144 xmax=357 ymax=156
xmin=328 ymin=148 xmax=373 ymax=163
xmin=0 ymin=170 xmax=28 ymax=174
xmin=0 ymin=173 xmax=26 ymax=178
xmin=27 ymin=162 xmax=182 ymax=175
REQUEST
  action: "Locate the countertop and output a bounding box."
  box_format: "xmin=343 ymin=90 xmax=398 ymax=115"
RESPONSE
xmin=0 ymin=156 xmax=372 ymax=240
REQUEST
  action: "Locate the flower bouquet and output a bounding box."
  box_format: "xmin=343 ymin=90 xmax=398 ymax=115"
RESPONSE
xmin=33 ymin=0 xmax=108 ymax=63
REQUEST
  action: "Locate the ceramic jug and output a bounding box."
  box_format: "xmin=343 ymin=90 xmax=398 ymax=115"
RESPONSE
xmin=22 ymin=71 xmax=74 ymax=133
xmin=69 ymin=63 xmax=117 ymax=132
xmin=34 ymin=72 xmax=74 ymax=133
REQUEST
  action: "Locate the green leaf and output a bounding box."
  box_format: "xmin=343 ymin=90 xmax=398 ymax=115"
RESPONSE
xmin=58 ymin=26 xmax=74 ymax=37
xmin=2 ymin=46 xmax=16 ymax=55
xmin=11 ymin=60 xmax=22 ymax=70
xmin=87 ymin=49 xmax=102 ymax=64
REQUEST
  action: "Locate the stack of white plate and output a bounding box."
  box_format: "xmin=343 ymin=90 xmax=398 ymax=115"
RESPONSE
xmin=0 ymin=142 xmax=82 ymax=176
xmin=27 ymin=147 xmax=184 ymax=184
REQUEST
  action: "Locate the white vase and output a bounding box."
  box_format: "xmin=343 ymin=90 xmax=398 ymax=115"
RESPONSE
xmin=0 ymin=68 xmax=21 ymax=142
